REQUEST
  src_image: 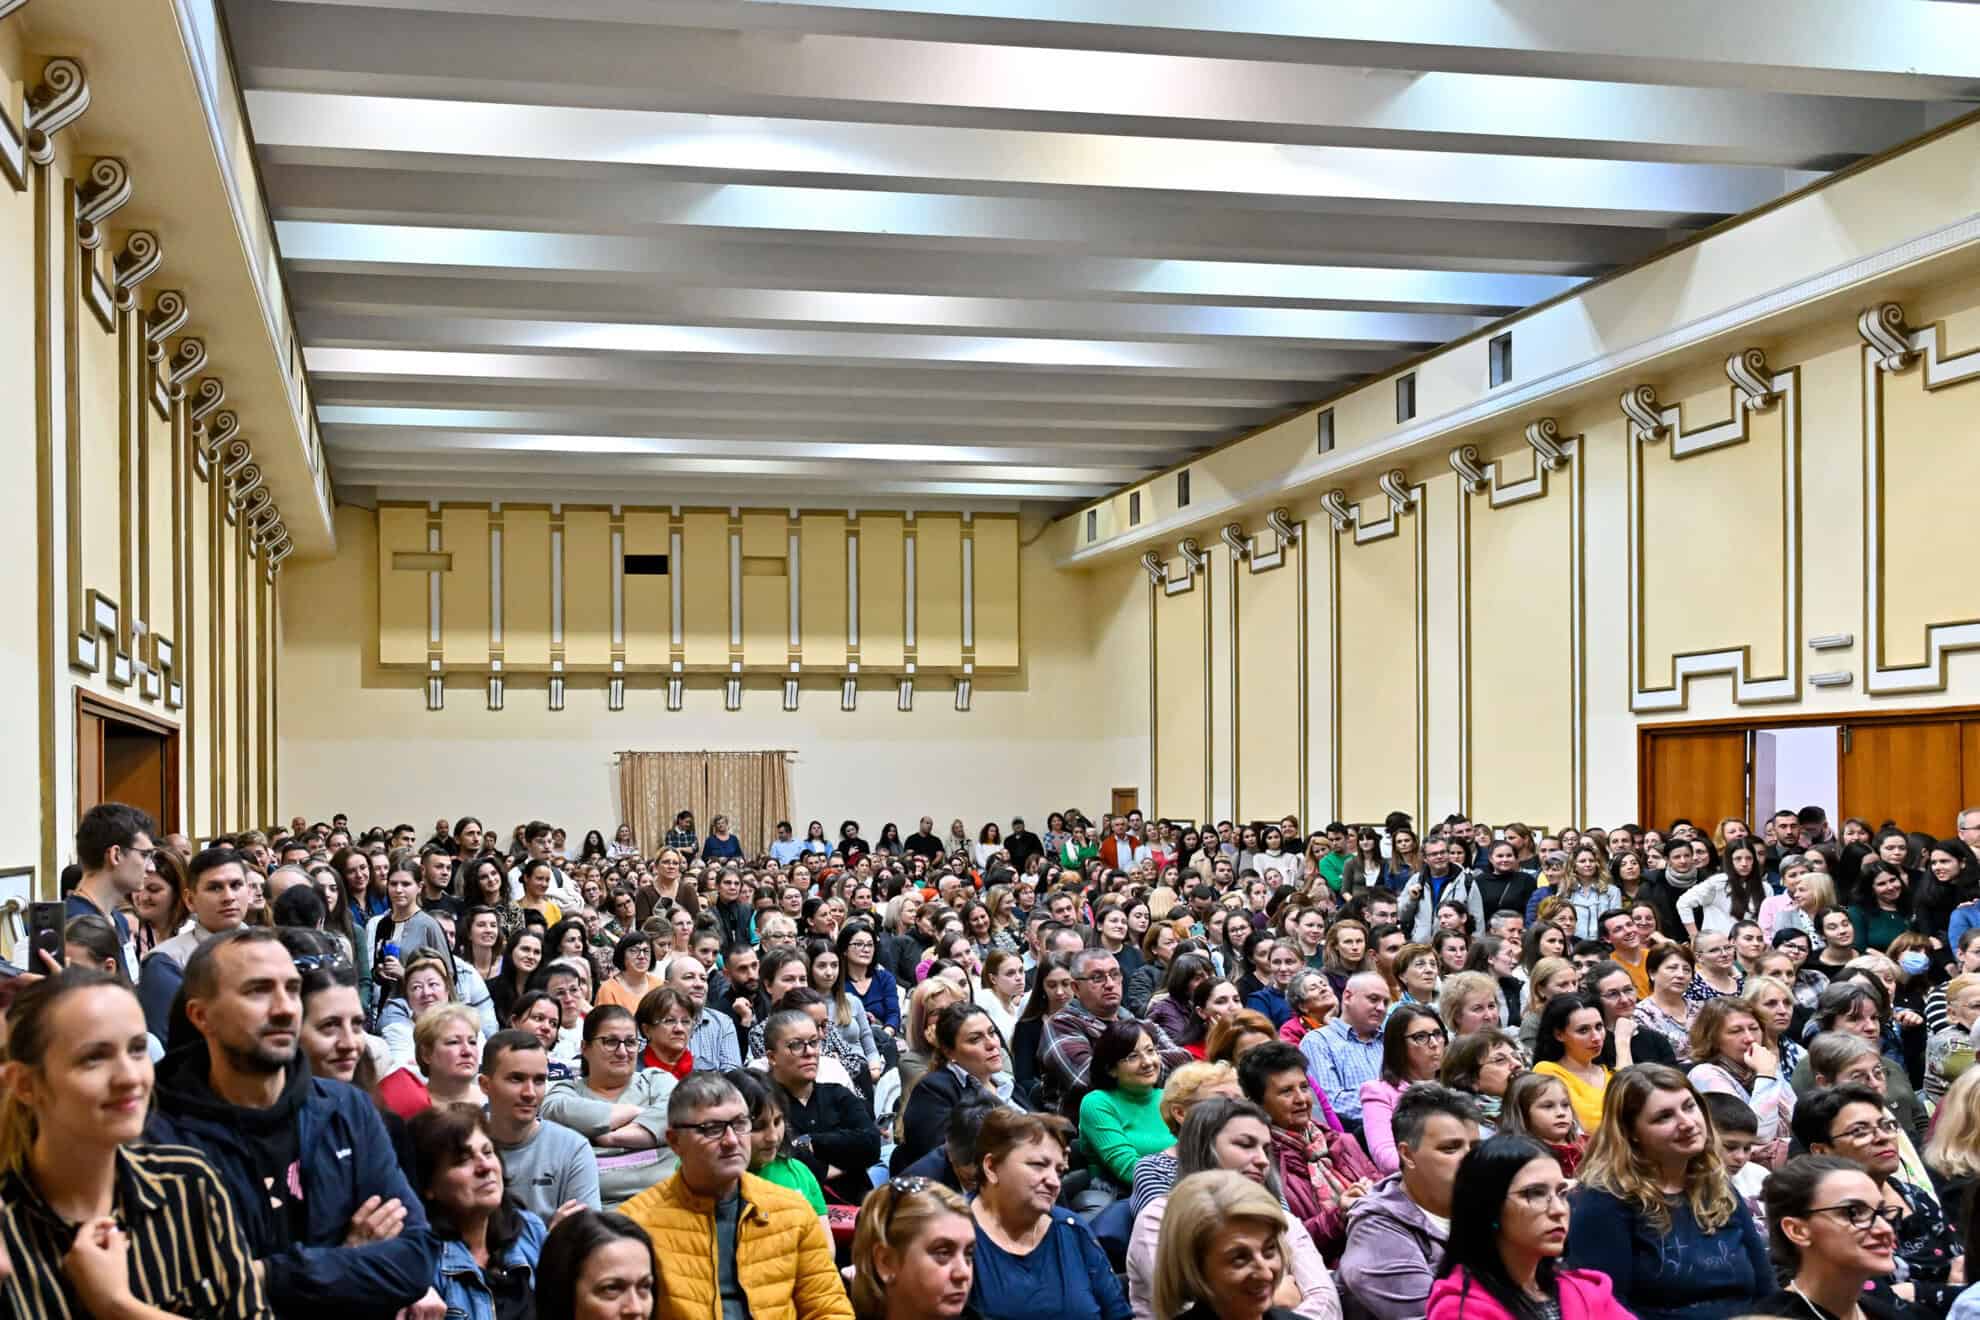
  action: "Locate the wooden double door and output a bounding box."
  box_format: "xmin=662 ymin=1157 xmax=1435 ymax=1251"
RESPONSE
xmin=1640 ymin=709 xmax=1980 ymax=835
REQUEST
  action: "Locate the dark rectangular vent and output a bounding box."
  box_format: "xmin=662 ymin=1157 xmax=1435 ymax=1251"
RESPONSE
xmin=1177 ymin=470 xmax=1191 ymax=507
xmin=1396 ymin=373 xmax=1417 ymax=423
xmin=1489 ymin=332 xmax=1513 ymax=388
xmin=623 ymin=554 xmax=670 ymax=575
xmin=1317 ymin=408 xmax=1335 ymax=454
xmin=1129 ymin=491 xmax=1141 ymax=526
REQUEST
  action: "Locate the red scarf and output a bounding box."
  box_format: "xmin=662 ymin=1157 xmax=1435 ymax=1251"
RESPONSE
xmin=642 ymin=1044 xmax=693 ymax=1080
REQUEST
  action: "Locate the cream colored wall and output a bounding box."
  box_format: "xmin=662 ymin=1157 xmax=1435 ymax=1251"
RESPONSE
xmin=3 ymin=18 xmax=286 ymax=909
xmin=1107 ymin=264 xmax=1980 ymax=833
xmin=279 ymin=505 xmax=1145 ymax=836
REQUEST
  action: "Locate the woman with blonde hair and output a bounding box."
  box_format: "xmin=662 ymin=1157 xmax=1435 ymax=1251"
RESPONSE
xmin=850 ymin=1178 xmax=977 ymax=1320
xmin=1739 ymin=972 xmax=1807 ymax=1081
xmin=1926 ymin=971 xmax=1980 ymax=1102
xmin=1564 ymin=1064 xmax=1769 ymax=1320
xmin=1517 ymin=957 xmax=1581 ymax=1057
xmin=1685 ymin=997 xmax=1793 ymax=1168
xmin=1152 ymin=1169 xmax=1300 ymax=1320
xmin=898 ymin=976 xmax=964 ymax=1115
xmin=1924 ymin=1064 xmax=1980 ymax=1211
xmin=376 ymin=1001 xmax=485 ymax=1118
xmin=1438 ymin=970 xmax=1504 ymax=1039
xmin=1126 ymin=1060 xmax=1241 ymax=1217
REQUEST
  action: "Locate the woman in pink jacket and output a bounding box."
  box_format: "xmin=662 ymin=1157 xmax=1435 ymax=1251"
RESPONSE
xmin=1427 ymin=1134 xmax=1635 ymax=1320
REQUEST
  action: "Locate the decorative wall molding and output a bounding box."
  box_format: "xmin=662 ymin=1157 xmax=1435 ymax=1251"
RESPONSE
xmin=1453 ymin=428 xmax=1586 ymax=819
xmin=1138 ymin=551 xmax=1167 ymax=588
xmin=1328 ymin=478 xmax=1428 ymax=824
xmin=111 ymin=231 xmax=160 ymax=311
xmin=1859 ymin=304 xmax=1980 ymax=694
xmin=1625 ymin=349 xmax=1801 ymax=711
xmin=24 ymin=57 xmax=87 ymax=167
xmin=74 ymin=157 xmax=129 ymax=330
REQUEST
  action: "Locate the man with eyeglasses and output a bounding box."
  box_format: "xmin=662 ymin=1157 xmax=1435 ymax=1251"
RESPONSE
xmin=1338 ymin=1085 xmax=1482 ymax=1320
xmin=1036 ymin=949 xmax=1190 ymax=1118
xmin=663 ymin=952 xmax=743 ymax=1071
xmin=1582 ymin=961 xmax=1677 ymax=1068
xmin=69 ymin=800 xmax=156 ymax=978
xmin=761 ymin=1008 xmax=880 ymax=1207
xmin=1792 ymin=1084 xmax=1962 ymax=1314
xmin=622 ymin=1072 xmax=853 ymax=1320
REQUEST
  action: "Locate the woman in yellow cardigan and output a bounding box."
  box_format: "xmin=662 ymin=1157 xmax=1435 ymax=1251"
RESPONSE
xmin=1531 ymin=993 xmax=1623 ymax=1133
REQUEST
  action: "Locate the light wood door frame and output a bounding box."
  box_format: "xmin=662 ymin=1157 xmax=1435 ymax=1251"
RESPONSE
xmin=75 ymin=690 xmax=181 ymax=834
xmin=1638 ymin=704 xmax=1980 ymax=828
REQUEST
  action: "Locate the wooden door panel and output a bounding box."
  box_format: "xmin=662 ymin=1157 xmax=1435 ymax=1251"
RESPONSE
xmin=1840 ymin=721 xmax=1963 ymax=833
xmin=1642 ymin=731 xmax=1748 ymax=833
xmin=103 ymin=729 xmax=166 ymax=827
xmin=76 ymin=710 xmax=104 ymax=820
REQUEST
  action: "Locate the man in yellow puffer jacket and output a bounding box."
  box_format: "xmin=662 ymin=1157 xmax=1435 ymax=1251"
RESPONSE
xmin=622 ymin=1073 xmax=854 ymax=1320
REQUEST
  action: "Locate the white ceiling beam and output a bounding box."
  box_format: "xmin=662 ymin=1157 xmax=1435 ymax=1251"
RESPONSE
xmin=301 ymin=349 xmax=1323 ymax=409
xmin=245 ymin=90 xmax=1821 ymax=227
xmin=288 ymin=272 xmax=1492 ymax=349
xmin=299 ymin=312 xmax=1385 ymax=380
xmin=231 ymin=5 xmax=1930 ymax=166
xmin=325 ymin=463 xmax=1119 ymax=499
xmin=278 ymin=221 xmax=1583 ymax=313
xmin=324 ymin=446 xmax=1153 ymax=485
xmin=266 ymin=0 xmax=1980 ymax=98
xmin=262 ymin=164 xmax=1662 ymax=272
xmin=323 ymin=426 xmax=1189 ymax=468
xmin=311 ymin=383 xmax=1283 ymax=433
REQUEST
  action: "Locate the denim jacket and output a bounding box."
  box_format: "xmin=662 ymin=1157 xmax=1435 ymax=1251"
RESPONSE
xmin=434 ymin=1208 xmax=546 ymax=1320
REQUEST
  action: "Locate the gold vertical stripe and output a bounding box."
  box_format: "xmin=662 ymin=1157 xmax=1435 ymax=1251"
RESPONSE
xmin=62 ymin=179 xmax=83 ymax=671
xmin=34 ymin=162 xmax=57 ymax=889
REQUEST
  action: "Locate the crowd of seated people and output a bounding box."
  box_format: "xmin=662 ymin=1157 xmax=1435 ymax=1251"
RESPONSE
xmin=12 ymin=799 xmax=1980 ymax=1319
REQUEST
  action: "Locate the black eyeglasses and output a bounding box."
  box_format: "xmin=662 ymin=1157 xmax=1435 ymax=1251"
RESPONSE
xmin=1808 ymin=1201 xmax=1904 ymax=1232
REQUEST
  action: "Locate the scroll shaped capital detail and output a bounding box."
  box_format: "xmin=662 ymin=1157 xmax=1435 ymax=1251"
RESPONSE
xmin=1620 ymin=384 xmax=1667 ymax=443
xmin=1523 ymin=418 xmax=1568 ymax=470
xmin=1266 ymin=508 xmax=1299 ymax=544
xmin=1177 ymin=538 xmax=1208 ymax=575
xmin=164 ymin=337 xmax=207 ymax=398
xmin=112 ymin=232 xmax=161 ymax=309
xmin=1219 ymin=523 xmax=1250 ymax=561
xmin=24 ymin=58 xmax=88 ymax=166
xmin=1377 ymin=470 xmax=1416 ymax=514
xmin=1858 ymin=302 xmax=1917 ymax=374
xmin=1726 ymin=348 xmax=1780 ymax=411
xmin=189 ymin=377 xmax=226 ymax=428
xmin=1318 ymin=489 xmax=1352 ymax=531
xmin=1449 ymin=444 xmax=1486 ymax=494
xmin=1138 ymin=552 xmax=1167 ymax=587
xmin=145 ymin=291 xmax=189 ymax=361
xmin=75 ymin=157 xmax=130 ymax=250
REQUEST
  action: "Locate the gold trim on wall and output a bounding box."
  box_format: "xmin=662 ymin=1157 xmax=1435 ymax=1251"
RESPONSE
xmin=1227 ymin=517 xmax=1308 ymax=825
xmin=1453 ymin=429 xmax=1587 ymax=821
xmin=1859 ymin=306 xmax=1980 ymax=694
xmin=1326 ymin=477 xmax=1428 ymax=827
xmin=34 ymin=154 xmax=57 ymax=885
xmin=1624 ymin=351 xmax=1801 ymax=712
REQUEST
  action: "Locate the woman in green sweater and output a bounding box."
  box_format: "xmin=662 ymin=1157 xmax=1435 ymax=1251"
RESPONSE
xmin=1079 ymin=1020 xmax=1172 ymax=1187
xmin=731 ymin=1068 xmax=831 ymax=1233
xmin=1851 ymin=860 xmax=1918 ymax=954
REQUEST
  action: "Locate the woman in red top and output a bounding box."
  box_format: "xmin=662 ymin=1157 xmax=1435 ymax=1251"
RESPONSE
xmin=634 ymin=986 xmax=695 ymax=1080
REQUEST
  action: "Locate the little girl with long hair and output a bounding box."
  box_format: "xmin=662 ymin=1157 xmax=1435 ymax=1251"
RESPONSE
xmin=1498 ymin=1071 xmax=1589 ymax=1177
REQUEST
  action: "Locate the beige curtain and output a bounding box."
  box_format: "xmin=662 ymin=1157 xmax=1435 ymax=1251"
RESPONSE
xmin=616 ymin=751 xmax=791 ymax=858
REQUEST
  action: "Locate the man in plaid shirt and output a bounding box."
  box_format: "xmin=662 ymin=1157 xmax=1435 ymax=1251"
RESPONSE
xmin=665 ymin=810 xmax=699 ymax=863
xmin=1301 ymin=971 xmax=1391 ymax=1127
xmin=1035 ymin=948 xmax=1190 ymax=1118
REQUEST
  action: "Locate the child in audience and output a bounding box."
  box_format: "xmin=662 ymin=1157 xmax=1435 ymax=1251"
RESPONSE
xmin=731 ymin=1068 xmax=831 ymax=1240
xmin=1701 ymin=1092 xmax=1765 ymax=1225
xmin=1497 ymin=1072 xmax=1586 ymax=1177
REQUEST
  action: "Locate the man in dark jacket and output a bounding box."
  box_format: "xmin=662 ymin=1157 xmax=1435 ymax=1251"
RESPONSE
xmin=1004 ymin=818 xmax=1045 ymax=875
xmin=148 ymin=927 xmax=442 ymax=1320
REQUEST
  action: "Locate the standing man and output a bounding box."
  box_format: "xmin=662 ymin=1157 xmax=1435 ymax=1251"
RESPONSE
xmin=69 ymin=801 xmax=155 ymax=974
xmin=1398 ymin=837 xmax=1470 ymax=943
xmin=1006 ymin=817 xmax=1045 ymax=875
xmin=665 ymin=810 xmax=700 ymax=864
xmin=149 ymin=929 xmax=443 ymax=1319
xmin=905 ymin=816 xmax=946 ymax=864
xmin=138 ymin=845 xmax=251 ymax=1039
xmin=768 ymin=822 xmax=806 ymax=866
xmin=620 ymin=1074 xmax=852 ymax=1320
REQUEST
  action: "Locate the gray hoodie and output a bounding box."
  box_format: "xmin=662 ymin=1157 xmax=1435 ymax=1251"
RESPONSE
xmin=1335 ymin=1173 xmax=1448 ymax=1320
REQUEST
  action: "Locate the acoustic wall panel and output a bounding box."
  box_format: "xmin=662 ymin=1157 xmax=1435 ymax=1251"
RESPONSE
xmin=622 ymin=510 xmax=671 ymax=666
xmin=681 ymin=510 xmax=729 ymax=667
xmin=503 ymin=509 xmax=552 ymax=667
xmin=916 ymin=514 xmax=963 ymax=668
xmin=973 ymin=516 xmax=1020 ymax=670
xmin=799 ymin=512 xmax=847 ymax=666
xmin=440 ymin=505 xmax=490 ymax=662
xmin=562 ymin=509 xmax=612 ymax=666
xmin=741 ymin=511 xmax=788 ymax=667
xmin=859 ymin=514 xmax=906 ymax=669
xmin=376 ymin=505 xmax=428 ymax=665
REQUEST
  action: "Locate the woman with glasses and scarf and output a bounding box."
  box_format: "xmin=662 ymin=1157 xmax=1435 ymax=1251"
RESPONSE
xmin=540 ymin=1004 xmax=677 ymax=1210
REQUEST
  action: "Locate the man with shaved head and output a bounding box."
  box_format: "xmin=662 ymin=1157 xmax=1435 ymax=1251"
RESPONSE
xmin=1303 ymin=970 xmax=1392 ymax=1131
